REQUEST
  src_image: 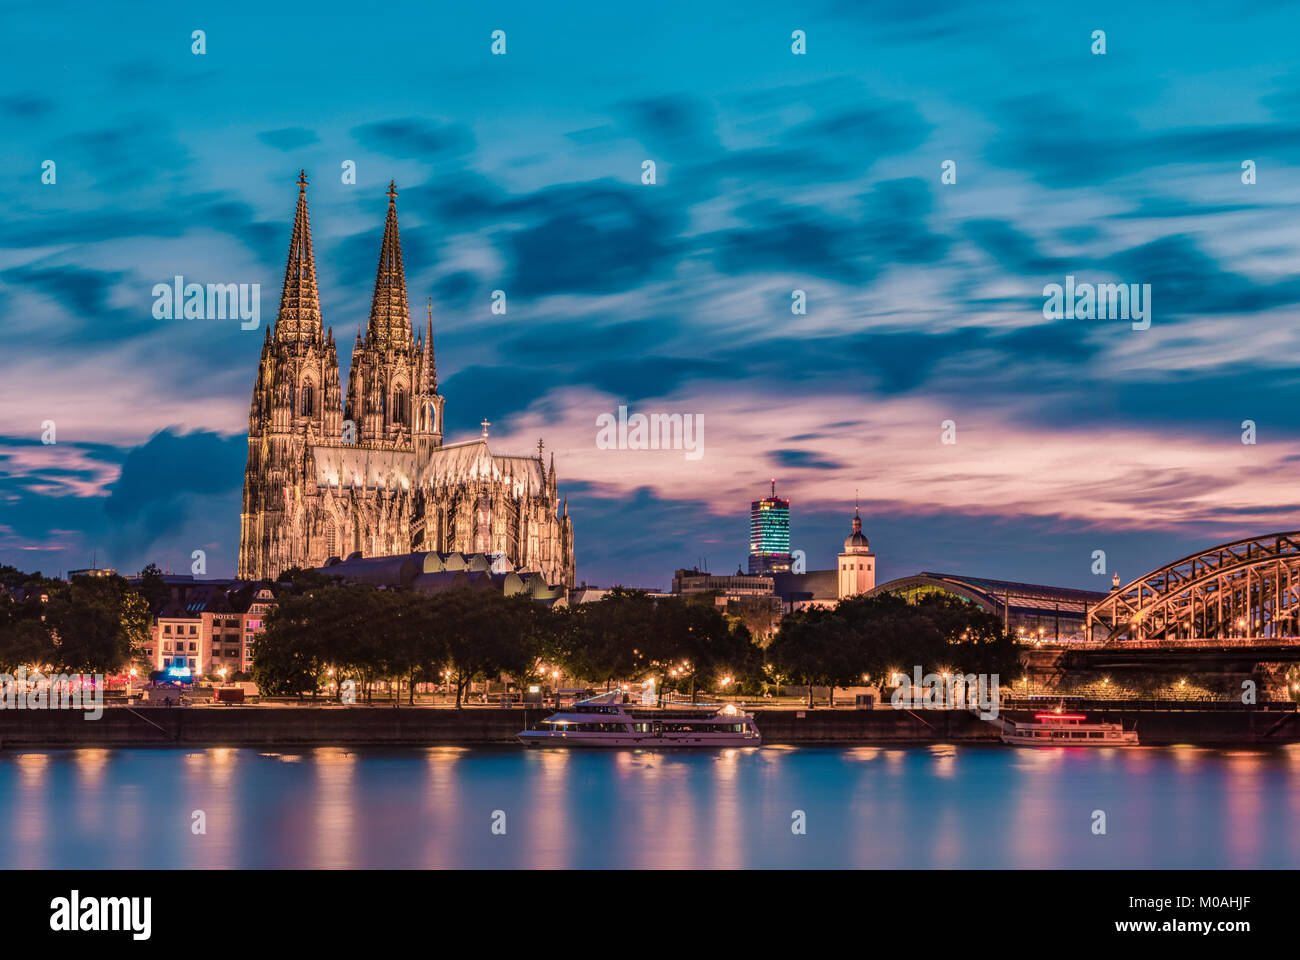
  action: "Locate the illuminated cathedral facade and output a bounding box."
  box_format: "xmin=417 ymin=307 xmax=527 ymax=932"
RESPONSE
xmin=237 ymin=174 xmax=575 ymax=588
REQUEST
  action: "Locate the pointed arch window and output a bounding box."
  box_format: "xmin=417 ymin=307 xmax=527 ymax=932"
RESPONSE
xmin=393 ymin=386 xmax=409 ymax=426
xmin=301 ymin=381 xmax=315 ymax=418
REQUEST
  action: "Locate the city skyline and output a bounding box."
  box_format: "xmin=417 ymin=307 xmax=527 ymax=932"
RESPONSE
xmin=7 ymin=1 xmax=1300 ymax=591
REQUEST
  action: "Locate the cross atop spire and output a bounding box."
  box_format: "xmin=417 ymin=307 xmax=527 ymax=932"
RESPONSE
xmin=366 ymin=182 xmax=411 ymax=346
xmin=275 ymin=172 xmax=323 ymax=342
xmin=481 ymin=418 xmax=491 ymax=438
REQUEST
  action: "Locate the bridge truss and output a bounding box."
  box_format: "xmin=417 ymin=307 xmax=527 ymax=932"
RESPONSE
xmin=1087 ymin=532 xmax=1300 ymax=644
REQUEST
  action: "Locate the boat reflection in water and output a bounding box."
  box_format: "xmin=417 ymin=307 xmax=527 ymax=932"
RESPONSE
xmin=518 ymin=690 xmax=761 ymax=747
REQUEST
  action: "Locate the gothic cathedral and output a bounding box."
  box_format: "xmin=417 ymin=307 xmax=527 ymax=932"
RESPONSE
xmin=237 ymin=174 xmax=575 ymax=588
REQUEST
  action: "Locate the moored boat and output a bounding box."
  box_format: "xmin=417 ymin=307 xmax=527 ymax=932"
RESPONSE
xmin=518 ymin=691 xmax=761 ymax=747
xmin=1001 ymin=711 xmax=1139 ymax=746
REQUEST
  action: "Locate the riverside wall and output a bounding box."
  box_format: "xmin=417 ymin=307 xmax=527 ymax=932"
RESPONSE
xmin=0 ymin=704 xmax=1297 ymax=747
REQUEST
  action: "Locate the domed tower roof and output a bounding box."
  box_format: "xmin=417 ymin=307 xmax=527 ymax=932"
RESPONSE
xmin=842 ymin=505 xmax=871 ymax=553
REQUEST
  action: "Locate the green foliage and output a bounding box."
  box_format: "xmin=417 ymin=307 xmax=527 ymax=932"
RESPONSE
xmin=6 ymin=572 xmax=153 ymax=674
xmin=253 ymin=586 xmax=547 ymax=706
xmin=0 ymin=596 xmax=55 ymax=672
xmin=136 ymin=563 xmax=170 ymax=610
xmin=248 ymin=585 xmax=765 ymax=704
xmin=768 ymin=592 xmax=1022 ymax=699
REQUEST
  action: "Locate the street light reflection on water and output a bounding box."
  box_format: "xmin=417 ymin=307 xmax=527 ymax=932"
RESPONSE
xmin=1 ymin=744 xmax=1299 ymax=869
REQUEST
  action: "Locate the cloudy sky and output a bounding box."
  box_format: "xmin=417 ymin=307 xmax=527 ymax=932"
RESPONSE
xmin=3 ymin=0 xmax=1300 ymax=590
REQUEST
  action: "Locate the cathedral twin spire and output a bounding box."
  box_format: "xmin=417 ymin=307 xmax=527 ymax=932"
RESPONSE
xmin=273 ymin=172 xmax=438 ymax=406
xmin=274 ymin=173 xmax=421 ymax=351
xmin=274 ymin=171 xmax=323 ymax=342
xmin=367 ymin=180 xmax=412 ymax=348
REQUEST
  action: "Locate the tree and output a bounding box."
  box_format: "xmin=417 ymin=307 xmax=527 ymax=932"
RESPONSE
xmin=657 ymin=598 xmax=760 ymax=702
xmin=277 ymin=567 xmax=341 ymax=595
xmin=252 ymin=589 xmax=338 ymax=697
xmin=136 ymin=563 xmax=170 ymax=610
xmin=43 ymin=574 xmax=150 ymax=674
xmin=436 ymin=590 xmax=540 ymax=708
xmin=559 ymin=589 xmax=655 ymax=690
xmin=767 ymin=606 xmax=859 ymax=706
xmin=0 ymin=596 xmax=55 ymax=673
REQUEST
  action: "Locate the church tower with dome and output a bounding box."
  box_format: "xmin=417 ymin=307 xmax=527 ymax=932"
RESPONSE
xmin=837 ymin=504 xmax=875 ymax=599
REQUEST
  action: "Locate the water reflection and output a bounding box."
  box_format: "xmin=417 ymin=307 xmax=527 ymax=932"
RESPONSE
xmin=1 ymin=744 xmax=1298 ymax=869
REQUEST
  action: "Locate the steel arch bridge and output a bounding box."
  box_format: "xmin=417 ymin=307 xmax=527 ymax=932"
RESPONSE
xmin=1087 ymin=532 xmax=1300 ymax=645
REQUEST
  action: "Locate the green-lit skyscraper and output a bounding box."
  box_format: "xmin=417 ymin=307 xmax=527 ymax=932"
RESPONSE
xmin=749 ymin=480 xmax=791 ymax=575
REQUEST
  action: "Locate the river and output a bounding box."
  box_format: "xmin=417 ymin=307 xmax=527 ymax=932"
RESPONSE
xmin=4 ymin=744 xmax=1299 ymax=868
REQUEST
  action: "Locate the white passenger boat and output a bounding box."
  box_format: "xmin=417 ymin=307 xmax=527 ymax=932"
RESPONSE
xmin=1001 ymin=711 xmax=1139 ymax=746
xmin=519 ymin=691 xmax=761 ymax=747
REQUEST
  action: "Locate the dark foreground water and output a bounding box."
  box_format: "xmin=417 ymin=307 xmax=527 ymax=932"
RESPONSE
xmin=3 ymin=744 xmax=1300 ymax=869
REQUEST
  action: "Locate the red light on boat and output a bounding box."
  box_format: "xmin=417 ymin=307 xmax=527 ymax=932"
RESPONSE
xmin=1035 ymin=713 xmax=1086 ymax=720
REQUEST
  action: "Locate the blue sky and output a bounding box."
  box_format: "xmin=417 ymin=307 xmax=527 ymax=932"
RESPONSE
xmin=4 ymin=0 xmax=1300 ymax=590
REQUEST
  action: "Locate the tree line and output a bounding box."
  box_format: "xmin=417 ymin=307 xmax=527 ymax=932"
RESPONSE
xmin=767 ymin=592 xmax=1023 ymax=705
xmin=253 ymin=577 xmax=762 ymax=707
xmin=255 ymin=575 xmax=1022 ymax=707
xmin=0 ymin=565 xmax=151 ymax=674
xmin=0 ymin=562 xmax=1024 ymax=703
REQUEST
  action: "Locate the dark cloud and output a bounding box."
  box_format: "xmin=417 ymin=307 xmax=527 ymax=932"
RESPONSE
xmin=1112 ymin=197 xmax=1265 ymax=219
xmin=104 ymin=428 xmax=246 ymax=523
xmin=438 ymin=365 xmax=552 ymax=437
xmin=498 ymin=318 xmax=674 ymax=366
xmin=0 ymin=264 xmax=146 ymax=344
xmin=1 ymin=93 xmax=54 ymax=119
xmin=574 ymin=356 xmax=729 ymax=401
xmin=617 ymin=95 xmax=720 ymax=160
xmin=504 ymin=181 xmax=683 ymax=296
xmin=257 ymin=127 xmax=320 ymax=151
xmin=100 ymin=429 xmax=246 ymax=566
xmin=963 ymin=219 xmax=1069 ymax=275
xmin=784 ymin=101 xmax=931 ymax=168
xmin=770 ymin=449 xmax=848 ymax=471
xmin=51 ymin=116 xmax=193 ymax=191
xmin=708 ymin=199 xmax=874 ymax=284
xmin=1105 ymin=234 xmax=1300 ymax=316
xmin=2 ymin=264 xmax=126 ymax=316
xmin=860 ymin=178 xmax=950 ymax=264
xmin=433 ymin=270 xmax=479 ymax=309
xmin=331 ymin=223 xmax=437 ymax=290
xmin=351 ymin=118 xmax=475 ymax=161
xmin=993 ymin=93 xmax=1300 ymax=188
